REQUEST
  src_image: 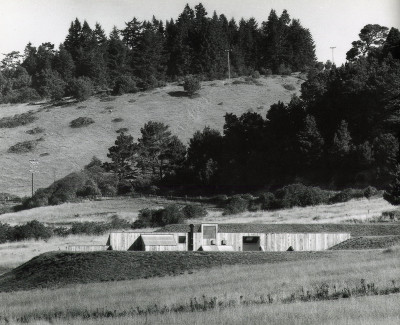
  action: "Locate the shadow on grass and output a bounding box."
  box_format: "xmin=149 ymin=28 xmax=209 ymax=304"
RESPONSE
xmin=168 ymin=91 xmax=189 ymax=98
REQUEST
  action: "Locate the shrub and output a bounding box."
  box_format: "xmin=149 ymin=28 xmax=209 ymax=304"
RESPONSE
xmin=260 ymin=67 xmax=273 ymax=76
xmin=364 ymin=186 xmax=378 ymax=199
xmin=277 ymin=64 xmax=292 ymax=75
xmin=0 ymin=111 xmax=37 ymax=128
xmin=274 ymin=184 xmax=330 ymax=208
xmin=11 ymin=220 xmax=52 ymax=241
xmin=112 ymin=118 xmax=124 ymax=123
xmin=112 ymin=75 xmax=138 ymax=95
xmin=26 ymin=127 xmax=44 ymax=135
xmin=70 ymin=222 xmax=109 ymax=235
xmin=135 ymin=204 xmax=185 ymax=228
xmin=182 ymin=204 xmax=207 ymax=219
xmin=8 ymin=139 xmax=39 ymax=153
xmin=183 ymin=76 xmax=201 ymax=97
xmin=381 ymin=210 xmax=400 ymax=221
xmin=69 ymin=77 xmax=93 ymax=101
xmin=70 ymin=117 xmax=95 ymax=128
xmin=116 ymin=127 xmax=129 ymax=133
xmin=251 ymin=70 xmax=261 ymax=79
xmin=223 ymin=195 xmax=250 ymax=215
xmin=76 ymin=180 xmax=101 ymax=198
xmin=3 ymin=87 xmax=41 ymax=104
xmin=109 ymin=215 xmax=131 ymax=229
xmin=283 ymin=84 xmax=296 ymax=91
xmin=257 ymin=192 xmax=276 ymax=210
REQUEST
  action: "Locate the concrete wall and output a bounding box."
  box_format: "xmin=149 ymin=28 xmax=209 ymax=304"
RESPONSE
xmin=265 ymin=233 xmax=351 ymax=251
xmin=67 ymin=245 xmax=110 ymax=252
xmin=108 ymin=232 xmax=188 ymax=251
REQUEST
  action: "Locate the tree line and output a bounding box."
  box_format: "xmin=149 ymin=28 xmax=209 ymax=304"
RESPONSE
xmin=0 ymin=3 xmax=316 ymax=103
xmin=103 ymin=24 xmax=400 ymax=196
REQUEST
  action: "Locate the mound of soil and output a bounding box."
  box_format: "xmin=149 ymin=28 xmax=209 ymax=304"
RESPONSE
xmin=0 ymin=250 xmax=339 ymax=292
xmin=330 ymin=235 xmax=400 ymax=250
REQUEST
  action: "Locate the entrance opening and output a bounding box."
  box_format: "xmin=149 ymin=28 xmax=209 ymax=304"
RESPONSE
xmin=242 ymin=236 xmax=260 ymax=251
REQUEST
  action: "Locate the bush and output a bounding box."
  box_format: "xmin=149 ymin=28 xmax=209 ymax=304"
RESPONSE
xmin=223 ymin=195 xmax=250 ymax=215
xmin=116 ymin=127 xmax=129 ymax=133
xmin=277 ymin=64 xmax=292 ymax=75
xmin=364 ymin=186 xmax=378 ymax=199
xmin=11 ymin=220 xmax=52 ymax=241
xmin=381 ymin=210 xmax=400 ymax=221
xmin=283 ymin=84 xmax=296 ymax=91
xmin=182 ymin=204 xmax=207 ymax=219
xmin=112 ymin=75 xmax=138 ymax=95
xmin=8 ymin=139 xmax=39 ymax=153
xmin=274 ymin=184 xmax=330 ymax=208
xmin=70 ymin=222 xmax=110 ymax=235
xmin=109 ymin=215 xmax=131 ymax=229
xmin=112 ymin=118 xmax=124 ymax=123
xmin=26 ymin=127 xmax=44 ymax=135
xmin=70 ymin=117 xmax=95 ymax=128
xmin=257 ymin=192 xmax=276 ymax=210
xmin=76 ymin=180 xmax=101 ymax=198
xmin=69 ymin=77 xmax=93 ymax=101
xmin=0 ymin=111 xmax=38 ymax=128
xmin=260 ymin=67 xmax=273 ymax=76
xmin=2 ymin=87 xmax=41 ymax=104
xmin=183 ymin=76 xmax=201 ymax=97
xmin=135 ymin=204 xmax=185 ymax=228
xmin=251 ymin=71 xmax=261 ymax=79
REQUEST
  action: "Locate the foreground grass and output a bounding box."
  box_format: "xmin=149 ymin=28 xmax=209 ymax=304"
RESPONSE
xmin=0 ymin=248 xmax=399 ymax=324
xmin=47 ymin=294 xmax=400 ymax=325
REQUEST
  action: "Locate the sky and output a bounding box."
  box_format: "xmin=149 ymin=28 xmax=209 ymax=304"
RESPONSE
xmin=0 ymin=0 xmax=399 ymax=65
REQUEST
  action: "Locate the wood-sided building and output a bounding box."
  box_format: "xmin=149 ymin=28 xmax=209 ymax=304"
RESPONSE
xmin=106 ymin=223 xmax=351 ymax=252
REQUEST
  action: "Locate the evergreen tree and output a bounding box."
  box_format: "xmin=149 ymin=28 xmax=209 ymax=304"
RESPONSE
xmin=297 ymin=115 xmax=324 ymax=167
xmin=52 ymin=45 xmax=75 ymax=82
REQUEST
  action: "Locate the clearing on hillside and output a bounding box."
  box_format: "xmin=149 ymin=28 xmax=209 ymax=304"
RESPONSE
xmin=0 ymin=76 xmax=301 ymax=196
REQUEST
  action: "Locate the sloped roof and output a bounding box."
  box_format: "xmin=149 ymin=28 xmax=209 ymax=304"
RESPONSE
xmin=200 ymin=245 xmax=234 ymax=251
xmin=141 ymin=234 xmax=177 ymax=246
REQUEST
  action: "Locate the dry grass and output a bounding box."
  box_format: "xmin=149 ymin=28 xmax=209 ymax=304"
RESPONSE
xmin=0 ymin=76 xmax=302 ymax=196
xmin=0 ymin=197 xmax=168 ymax=225
xmin=0 ymin=248 xmax=399 ymax=324
xmin=202 ymin=197 xmax=393 ymax=224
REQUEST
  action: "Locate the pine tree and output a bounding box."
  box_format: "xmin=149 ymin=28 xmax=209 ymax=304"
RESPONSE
xmin=297 ymin=115 xmax=324 ymax=167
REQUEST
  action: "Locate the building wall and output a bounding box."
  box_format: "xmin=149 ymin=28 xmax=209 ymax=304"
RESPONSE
xmin=193 ymin=232 xmax=266 ymax=251
xmin=67 ymin=245 xmax=110 ymax=252
xmin=265 ymin=233 xmax=351 ymax=251
xmin=108 ymin=232 xmax=188 ymax=251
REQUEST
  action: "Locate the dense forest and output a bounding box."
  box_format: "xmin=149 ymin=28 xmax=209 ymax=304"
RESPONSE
xmin=0 ymin=3 xmax=315 ymax=104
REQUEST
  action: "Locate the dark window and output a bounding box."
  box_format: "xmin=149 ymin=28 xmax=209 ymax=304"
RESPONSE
xmin=243 ymin=236 xmax=259 ymax=243
xmin=178 ymin=236 xmax=186 ymax=244
xmin=203 ymin=225 xmax=217 ymax=239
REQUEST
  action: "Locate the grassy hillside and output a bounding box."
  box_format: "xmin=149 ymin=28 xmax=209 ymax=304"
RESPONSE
xmin=1 ymin=248 xmax=399 ymax=324
xmin=0 ymin=75 xmax=301 ymax=196
xmin=0 ymin=250 xmax=348 ymax=292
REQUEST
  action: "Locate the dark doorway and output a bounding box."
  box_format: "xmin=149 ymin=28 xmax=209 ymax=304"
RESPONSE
xmin=242 ymin=236 xmax=260 ymax=251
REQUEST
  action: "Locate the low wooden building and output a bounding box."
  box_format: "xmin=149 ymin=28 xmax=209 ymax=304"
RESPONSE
xmin=105 ymin=223 xmax=351 ymax=252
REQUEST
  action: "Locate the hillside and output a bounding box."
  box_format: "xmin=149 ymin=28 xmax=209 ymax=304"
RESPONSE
xmin=0 ymin=75 xmax=301 ymax=196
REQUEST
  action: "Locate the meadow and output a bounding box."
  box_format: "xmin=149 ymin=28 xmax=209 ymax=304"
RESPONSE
xmin=0 ymin=248 xmax=399 ymax=324
xmin=0 ymin=75 xmax=301 ymax=197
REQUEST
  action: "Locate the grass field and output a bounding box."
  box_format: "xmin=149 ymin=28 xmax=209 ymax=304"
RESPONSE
xmin=0 ymin=248 xmax=399 ymax=324
xmin=0 ymin=75 xmax=301 ymax=197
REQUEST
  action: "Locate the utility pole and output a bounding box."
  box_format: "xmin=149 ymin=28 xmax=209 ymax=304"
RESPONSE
xmin=29 ymin=159 xmax=39 ymax=197
xmin=225 ymin=49 xmax=231 ymax=80
xmin=330 ymin=46 xmax=336 ymax=65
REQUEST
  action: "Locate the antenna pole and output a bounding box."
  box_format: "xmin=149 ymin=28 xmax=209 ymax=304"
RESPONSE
xmin=330 ymin=46 xmax=336 ymax=64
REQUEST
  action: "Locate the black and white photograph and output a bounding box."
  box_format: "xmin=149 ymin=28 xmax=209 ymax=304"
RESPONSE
xmin=0 ymin=0 xmax=399 ymax=324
